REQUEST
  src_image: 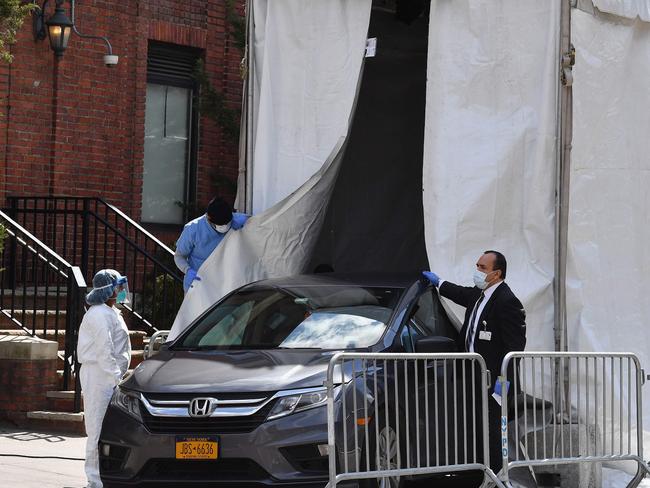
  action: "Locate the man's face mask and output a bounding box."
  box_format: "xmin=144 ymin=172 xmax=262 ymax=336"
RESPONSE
xmin=213 ymin=222 xmax=232 ymax=234
xmin=473 ymin=270 xmax=487 ymax=289
xmin=473 ymin=269 xmax=498 ymax=290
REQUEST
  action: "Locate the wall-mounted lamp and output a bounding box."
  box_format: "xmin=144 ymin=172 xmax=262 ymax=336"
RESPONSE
xmin=32 ymin=0 xmax=118 ymax=66
xmin=45 ymin=1 xmax=73 ymax=57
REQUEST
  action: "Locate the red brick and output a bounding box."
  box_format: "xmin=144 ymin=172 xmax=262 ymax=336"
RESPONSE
xmin=1 ymin=0 xmax=245 ymax=226
xmin=0 ymin=358 xmax=58 ymax=415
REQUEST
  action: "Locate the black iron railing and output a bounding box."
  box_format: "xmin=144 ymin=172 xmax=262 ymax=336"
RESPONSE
xmin=5 ymin=197 xmax=184 ymax=334
xmin=0 ymin=210 xmax=87 ymax=411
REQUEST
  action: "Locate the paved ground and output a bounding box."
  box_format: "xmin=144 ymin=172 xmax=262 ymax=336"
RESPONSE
xmin=0 ymin=423 xmax=87 ymax=488
xmin=1 ymin=421 xmax=648 ymax=488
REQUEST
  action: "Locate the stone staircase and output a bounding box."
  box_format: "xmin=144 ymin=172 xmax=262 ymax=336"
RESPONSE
xmin=1 ymin=289 xmax=153 ymax=435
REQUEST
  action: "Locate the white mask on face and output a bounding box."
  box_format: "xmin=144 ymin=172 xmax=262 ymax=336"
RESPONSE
xmin=214 ymin=222 xmax=232 ymax=234
xmin=473 ymin=269 xmax=489 ymax=290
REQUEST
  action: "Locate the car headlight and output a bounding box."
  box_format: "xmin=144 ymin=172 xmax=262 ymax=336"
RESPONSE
xmin=267 ymin=389 xmax=328 ymax=421
xmin=110 ymin=387 xmax=143 ymax=422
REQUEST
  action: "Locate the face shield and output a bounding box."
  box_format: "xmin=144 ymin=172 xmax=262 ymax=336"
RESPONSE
xmin=114 ymin=275 xmax=130 ymax=304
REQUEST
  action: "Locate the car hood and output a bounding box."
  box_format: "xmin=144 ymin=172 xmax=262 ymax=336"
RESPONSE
xmin=123 ymin=349 xmax=342 ymax=394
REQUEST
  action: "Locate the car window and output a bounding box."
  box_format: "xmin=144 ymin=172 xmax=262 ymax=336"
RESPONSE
xmin=410 ymin=288 xmax=458 ymax=340
xmin=400 ymin=319 xmax=427 ymax=352
xmin=413 ymin=290 xmax=437 ymax=335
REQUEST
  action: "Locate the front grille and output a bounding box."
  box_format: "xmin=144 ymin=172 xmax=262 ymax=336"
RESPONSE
xmin=145 ymin=392 xmax=274 ymax=402
xmin=138 ymin=458 xmax=269 ymax=481
xmin=140 ymin=400 xmax=276 ymax=434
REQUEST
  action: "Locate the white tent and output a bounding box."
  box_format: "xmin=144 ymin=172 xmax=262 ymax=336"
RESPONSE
xmin=170 ymin=0 xmax=650 ymax=475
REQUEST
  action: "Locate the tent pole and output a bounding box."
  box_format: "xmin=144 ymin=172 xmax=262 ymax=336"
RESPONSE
xmin=554 ymin=0 xmax=574 ymax=426
xmin=244 ymin=0 xmax=255 ymax=214
xmin=554 ymin=0 xmax=574 ymax=354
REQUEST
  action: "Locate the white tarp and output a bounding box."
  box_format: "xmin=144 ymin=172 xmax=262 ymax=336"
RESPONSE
xmin=169 ymin=0 xmax=372 ymax=340
xmin=249 ymin=0 xmax=372 ymax=215
xmin=592 ymin=0 xmax=650 ymax=20
xmin=569 ymin=5 xmax=650 ymax=466
xmin=422 ymin=0 xmax=560 ymax=352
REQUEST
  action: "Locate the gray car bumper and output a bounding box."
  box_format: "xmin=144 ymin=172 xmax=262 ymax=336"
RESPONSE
xmin=99 ymin=403 xmax=346 ymax=487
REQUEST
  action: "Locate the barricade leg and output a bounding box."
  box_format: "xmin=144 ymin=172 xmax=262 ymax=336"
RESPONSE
xmin=627 ymin=460 xmax=650 ymax=488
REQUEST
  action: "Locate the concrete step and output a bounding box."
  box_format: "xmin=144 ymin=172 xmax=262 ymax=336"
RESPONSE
xmin=0 ymin=329 xmax=147 ymax=350
xmin=0 ymin=288 xmax=69 ymax=309
xmin=46 ymin=390 xmax=84 ymax=412
xmin=0 ymin=309 xmax=67 ymax=330
xmin=24 ymin=410 xmax=86 ymax=436
xmin=56 ymin=369 xmax=74 ymax=391
xmin=0 ymin=303 xmax=147 ymax=331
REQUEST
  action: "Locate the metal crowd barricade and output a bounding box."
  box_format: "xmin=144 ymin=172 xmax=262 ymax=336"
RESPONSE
xmin=324 ymin=352 xmax=506 ymax=488
xmin=498 ymin=352 xmax=650 ymax=487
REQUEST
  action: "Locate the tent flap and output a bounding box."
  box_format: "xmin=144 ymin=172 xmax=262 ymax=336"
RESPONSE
xmin=423 ymin=0 xmax=560 ymax=350
xmin=569 ymin=5 xmax=650 ymax=465
xmin=169 ymin=0 xmax=372 ymax=340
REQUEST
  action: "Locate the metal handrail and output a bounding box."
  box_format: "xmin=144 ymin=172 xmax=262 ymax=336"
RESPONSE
xmin=0 ymin=210 xmax=87 ymax=411
xmin=91 ymin=212 xmax=180 ymax=280
xmin=6 ymin=196 xmax=184 ymax=333
xmin=102 ymin=201 xmax=174 ymax=255
xmin=1 ymin=210 xmax=74 ymax=270
xmin=6 ymin=196 xmax=176 ymax=262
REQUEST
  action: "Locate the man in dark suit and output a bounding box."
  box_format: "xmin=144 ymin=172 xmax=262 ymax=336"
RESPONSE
xmin=423 ymin=250 xmax=526 ymax=474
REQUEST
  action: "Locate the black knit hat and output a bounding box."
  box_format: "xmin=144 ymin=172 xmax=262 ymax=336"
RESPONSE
xmin=206 ymin=197 xmax=233 ymax=225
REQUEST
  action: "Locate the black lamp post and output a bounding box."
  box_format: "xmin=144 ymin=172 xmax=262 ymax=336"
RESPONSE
xmin=45 ymin=0 xmax=74 ymax=58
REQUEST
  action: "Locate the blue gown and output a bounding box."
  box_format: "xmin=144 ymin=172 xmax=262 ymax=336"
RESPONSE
xmin=176 ymin=213 xmax=248 ymax=291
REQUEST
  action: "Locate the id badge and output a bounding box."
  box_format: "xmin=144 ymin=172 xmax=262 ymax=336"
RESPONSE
xmin=479 ymin=330 xmax=492 ymax=341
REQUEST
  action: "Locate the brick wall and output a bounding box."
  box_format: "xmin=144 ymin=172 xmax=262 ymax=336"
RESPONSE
xmin=0 ymin=358 xmax=58 ymax=419
xmin=0 ymin=0 xmax=245 ymax=245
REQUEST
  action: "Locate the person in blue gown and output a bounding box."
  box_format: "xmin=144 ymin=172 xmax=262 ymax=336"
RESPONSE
xmin=174 ymin=197 xmax=248 ymax=292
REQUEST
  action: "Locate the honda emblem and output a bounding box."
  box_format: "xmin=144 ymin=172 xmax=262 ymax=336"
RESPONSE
xmin=188 ymin=397 xmax=214 ymax=418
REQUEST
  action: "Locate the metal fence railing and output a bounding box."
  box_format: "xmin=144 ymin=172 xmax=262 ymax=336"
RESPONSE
xmin=0 ymin=210 xmax=87 ymax=411
xmin=324 ymin=352 xmax=506 ymax=488
xmin=5 ymin=196 xmax=184 ymax=333
xmin=498 ymin=352 xmax=650 ymax=487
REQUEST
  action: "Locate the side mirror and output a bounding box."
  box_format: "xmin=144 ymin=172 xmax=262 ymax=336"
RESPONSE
xmin=415 ymin=336 xmax=457 ymax=353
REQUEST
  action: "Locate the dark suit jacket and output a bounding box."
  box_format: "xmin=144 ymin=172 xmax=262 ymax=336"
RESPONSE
xmin=439 ymin=280 xmax=526 ymax=388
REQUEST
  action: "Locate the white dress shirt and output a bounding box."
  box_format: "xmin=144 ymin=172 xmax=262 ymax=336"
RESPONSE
xmin=466 ymin=281 xmax=503 ymax=352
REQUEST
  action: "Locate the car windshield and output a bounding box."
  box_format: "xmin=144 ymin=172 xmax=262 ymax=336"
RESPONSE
xmin=174 ymin=284 xmax=403 ymax=350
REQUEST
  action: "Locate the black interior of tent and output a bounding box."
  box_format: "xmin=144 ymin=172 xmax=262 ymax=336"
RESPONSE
xmin=310 ymin=3 xmax=430 ymax=273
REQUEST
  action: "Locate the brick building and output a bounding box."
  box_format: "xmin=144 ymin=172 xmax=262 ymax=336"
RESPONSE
xmin=0 ymin=0 xmax=245 ymax=245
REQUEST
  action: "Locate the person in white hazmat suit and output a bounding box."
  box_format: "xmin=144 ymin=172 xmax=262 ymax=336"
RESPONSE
xmin=77 ymin=269 xmax=132 ymax=488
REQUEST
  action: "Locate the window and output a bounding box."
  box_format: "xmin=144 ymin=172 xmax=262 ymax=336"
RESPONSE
xmin=141 ymin=42 xmax=201 ymax=224
xmin=400 ymin=289 xmax=459 ymax=351
xmin=413 ymin=289 xmax=458 ymax=338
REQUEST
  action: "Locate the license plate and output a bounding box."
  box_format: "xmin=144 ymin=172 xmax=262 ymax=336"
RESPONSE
xmin=175 ymin=436 xmax=219 ymax=460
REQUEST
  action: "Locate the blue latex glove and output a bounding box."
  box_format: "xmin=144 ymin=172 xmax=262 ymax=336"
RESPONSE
xmin=186 ymin=268 xmax=201 ymax=286
xmin=421 ymin=271 xmax=440 ymax=287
